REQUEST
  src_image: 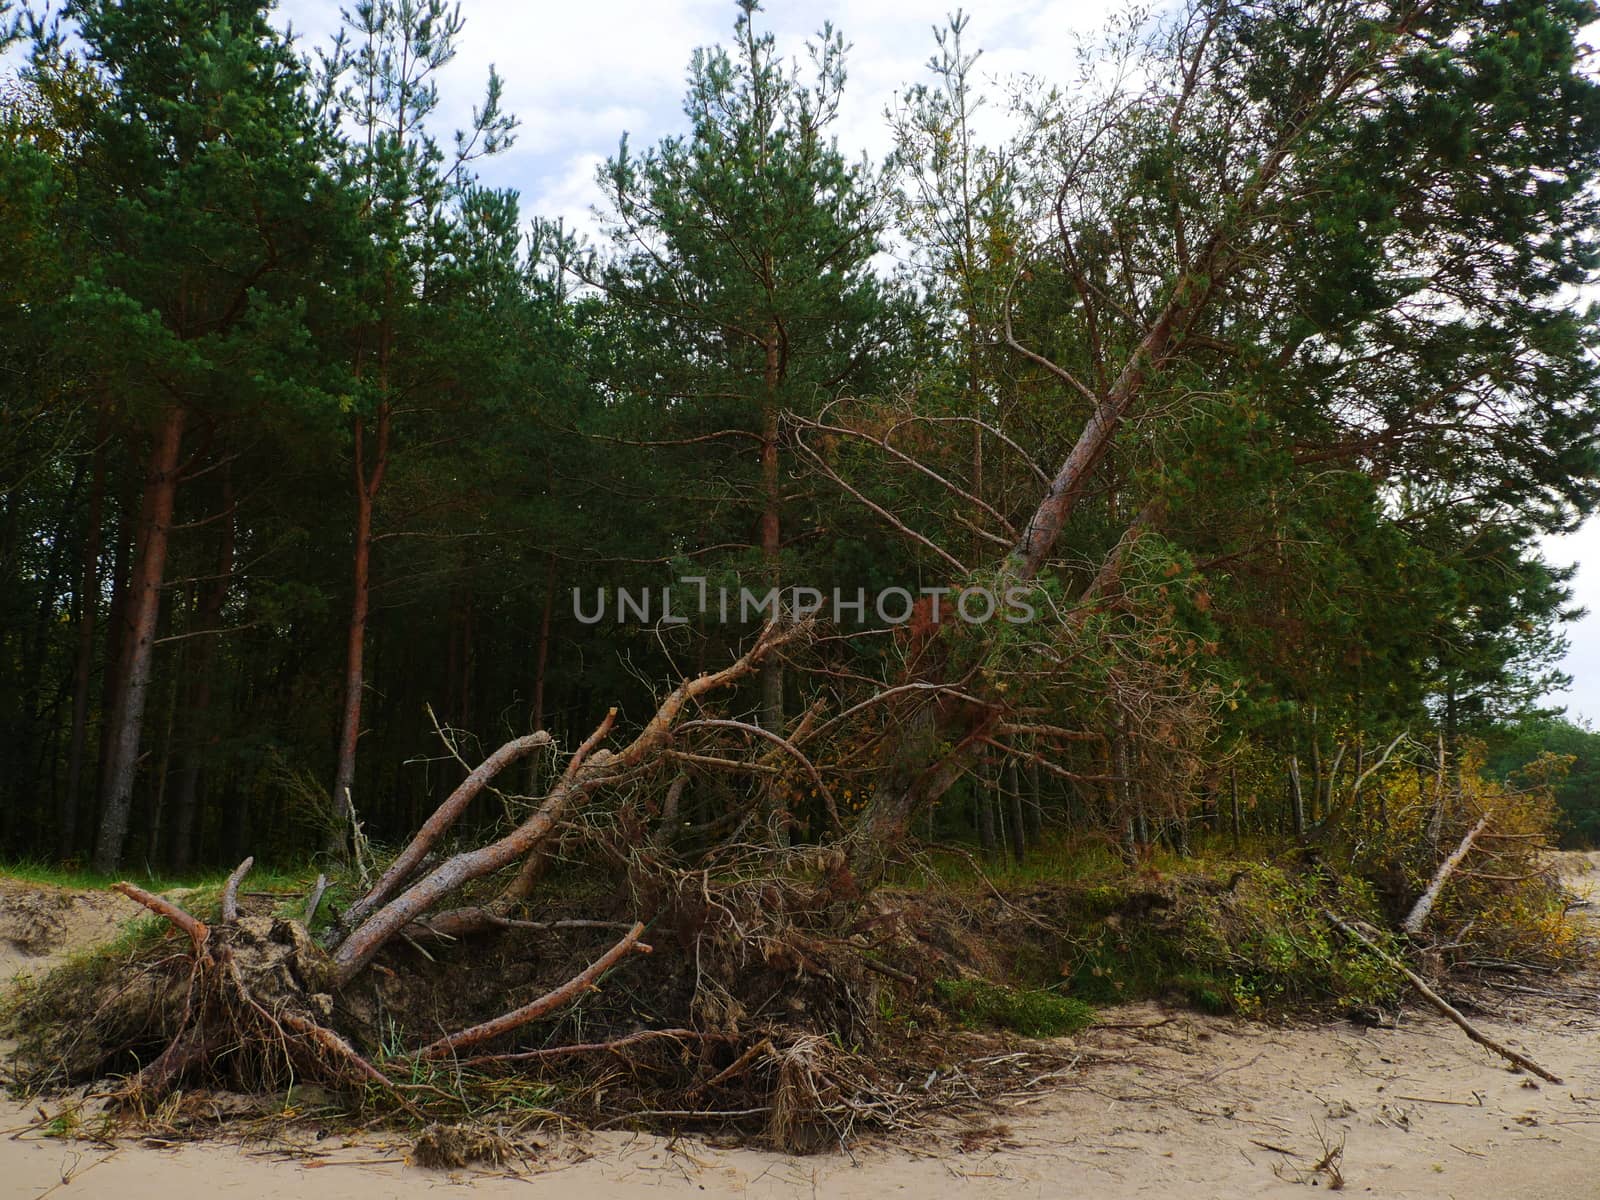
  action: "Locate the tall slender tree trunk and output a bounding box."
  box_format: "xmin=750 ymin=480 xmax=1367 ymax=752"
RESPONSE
xmin=145 ymin=646 xmax=181 ymax=864
xmin=1288 ymin=754 xmax=1306 ymax=839
xmin=758 ymin=337 xmax=783 ymax=735
xmin=171 ymin=472 xmax=235 ymax=871
xmin=527 ymin=550 xmax=557 ymax=795
xmin=332 ymin=405 xmax=389 ymax=855
xmin=94 ymin=515 xmax=133 ymax=831
xmin=1005 ymin=757 xmax=1026 ymax=865
xmin=62 ymin=400 xmax=111 ymax=859
xmin=1309 ymin=707 xmax=1323 ymax=825
xmin=532 ymin=551 xmax=556 ymax=733
xmin=16 ymin=459 xmax=84 ymax=848
xmin=975 ymin=762 xmax=998 ymax=857
xmin=93 ymin=403 xmax=186 ymax=874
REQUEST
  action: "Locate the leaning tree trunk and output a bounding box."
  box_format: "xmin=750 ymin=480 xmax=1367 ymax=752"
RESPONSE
xmin=94 ymin=403 xmax=186 ymax=874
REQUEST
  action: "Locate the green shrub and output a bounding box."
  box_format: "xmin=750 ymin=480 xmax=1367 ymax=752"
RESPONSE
xmin=934 ymin=978 xmax=1095 ymax=1036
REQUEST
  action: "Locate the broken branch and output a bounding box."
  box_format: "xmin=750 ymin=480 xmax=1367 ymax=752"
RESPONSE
xmin=416 ymin=921 xmax=650 ymax=1059
xmin=220 ymin=856 xmax=254 ymax=923
xmin=112 ymin=882 xmax=209 ymax=956
xmin=1404 ymin=812 xmax=1493 ymax=936
xmin=1323 ymin=910 xmax=1561 ymax=1083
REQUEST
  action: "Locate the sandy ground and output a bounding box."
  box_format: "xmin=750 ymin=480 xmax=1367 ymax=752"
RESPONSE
xmin=0 ymin=880 xmax=129 ymax=984
xmin=3 ymin=867 xmax=1599 ymax=1199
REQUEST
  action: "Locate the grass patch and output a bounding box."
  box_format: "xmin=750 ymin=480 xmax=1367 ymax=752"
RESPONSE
xmin=935 ymin=978 xmax=1096 ymax=1037
xmin=0 ymin=857 xmax=322 ymax=896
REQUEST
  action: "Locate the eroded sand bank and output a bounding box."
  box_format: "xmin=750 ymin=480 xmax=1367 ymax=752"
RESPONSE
xmin=4 ymin=864 xmax=1597 ymax=1199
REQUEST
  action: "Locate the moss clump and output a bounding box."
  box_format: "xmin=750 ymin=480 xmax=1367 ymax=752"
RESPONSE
xmin=935 ymin=979 xmax=1095 ymax=1037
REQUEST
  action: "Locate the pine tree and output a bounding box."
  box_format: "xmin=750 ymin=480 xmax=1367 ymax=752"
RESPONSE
xmin=57 ymin=0 xmax=345 ymax=871
xmin=595 ymin=0 xmax=901 ymax=744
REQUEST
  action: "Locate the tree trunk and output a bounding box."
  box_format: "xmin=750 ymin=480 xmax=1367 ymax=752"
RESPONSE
xmin=332 ymin=406 xmax=389 ymax=856
xmin=1309 ymin=714 xmax=1323 ymax=826
xmin=171 ymin=474 xmax=235 ymax=872
xmin=532 ymin=553 xmax=556 ymax=731
xmin=145 ymin=646 xmax=181 ymax=864
xmin=1288 ymin=754 xmax=1306 ymax=839
xmin=16 ymin=458 xmax=84 ymax=848
xmin=93 ymin=403 xmax=186 ymax=874
xmin=62 ymin=399 xmax=110 ymax=860
xmin=94 ymin=512 xmax=134 ymax=834
xmin=975 ymin=764 xmax=998 ymax=857
xmin=1230 ymin=765 xmax=1242 ymax=847
xmin=758 ymin=364 xmax=783 ymax=736
xmin=1025 ymin=759 xmax=1044 ymax=843
xmin=1005 ymin=757 xmax=1026 ymax=865
xmin=527 ymin=552 xmax=557 ymax=795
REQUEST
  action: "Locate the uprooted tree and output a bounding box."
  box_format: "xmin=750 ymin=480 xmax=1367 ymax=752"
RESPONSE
xmin=7 ymin=0 xmax=1600 ymax=1144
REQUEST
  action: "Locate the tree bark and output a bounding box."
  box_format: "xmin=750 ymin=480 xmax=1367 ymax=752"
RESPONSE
xmin=62 ymin=399 xmax=110 ymax=860
xmin=331 ymin=623 xmax=801 ymax=984
xmin=1403 ymin=811 xmax=1493 ymax=937
xmin=532 ymin=550 xmax=556 ymax=733
xmin=332 ymin=405 xmax=389 ymax=855
xmin=1288 ymin=754 xmax=1306 ymax=839
xmin=95 ymin=509 xmax=134 ymax=827
xmin=171 ymin=471 xmax=235 ymax=871
xmin=758 ymin=338 xmax=783 ymax=738
xmin=93 ymin=403 xmax=186 ymax=874
xmin=975 ymin=762 xmax=998 ymax=857
xmin=145 ymin=639 xmax=181 ymax=864
xmin=1005 ymin=757 xmax=1026 ymax=864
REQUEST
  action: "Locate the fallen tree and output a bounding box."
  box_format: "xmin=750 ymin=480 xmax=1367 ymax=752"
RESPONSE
xmin=86 ymin=622 xmax=824 ymax=1112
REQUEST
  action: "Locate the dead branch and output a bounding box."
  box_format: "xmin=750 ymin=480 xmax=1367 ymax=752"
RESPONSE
xmin=304 ymin=874 xmax=329 ymax=926
xmin=1322 ymin=730 xmax=1409 ymax=830
xmin=332 ymin=731 xmax=553 ymax=941
xmin=667 ymin=749 xmax=783 ymax=774
xmin=1323 ymin=910 xmax=1562 ymax=1083
xmin=220 ymin=857 xmax=254 ymax=923
xmin=409 ymin=914 xmax=638 ymax=942
xmin=694 ymin=1038 xmax=778 ymax=1095
xmin=678 ymin=718 xmax=842 ymax=829
xmin=790 ymin=423 xmax=970 ymax=574
xmin=1404 ymin=812 xmax=1493 ymax=936
xmin=458 ymin=1027 xmax=720 ymax=1068
xmin=331 ymin=622 xmax=801 ymax=985
xmin=112 ymin=882 xmax=209 ymax=956
xmin=416 ymin=922 xmax=650 ymax=1059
